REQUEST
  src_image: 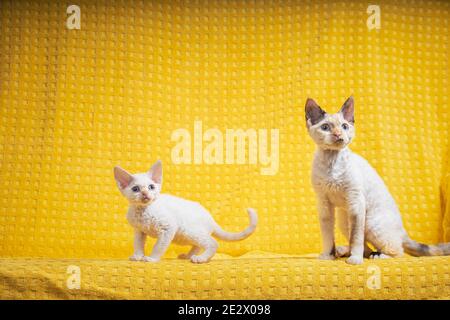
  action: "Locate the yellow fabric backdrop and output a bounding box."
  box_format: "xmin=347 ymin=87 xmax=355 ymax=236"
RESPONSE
xmin=0 ymin=0 xmax=449 ymax=299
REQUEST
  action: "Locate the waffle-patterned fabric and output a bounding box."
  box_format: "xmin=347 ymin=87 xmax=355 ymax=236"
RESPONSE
xmin=0 ymin=0 xmax=449 ymax=299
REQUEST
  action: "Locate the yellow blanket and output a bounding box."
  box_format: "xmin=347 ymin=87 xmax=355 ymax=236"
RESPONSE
xmin=0 ymin=0 xmax=449 ymax=299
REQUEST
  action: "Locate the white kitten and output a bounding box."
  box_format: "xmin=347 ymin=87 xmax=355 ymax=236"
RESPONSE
xmin=305 ymin=96 xmax=450 ymax=265
xmin=114 ymin=160 xmax=257 ymax=263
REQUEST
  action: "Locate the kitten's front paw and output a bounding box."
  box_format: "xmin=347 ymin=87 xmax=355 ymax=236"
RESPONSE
xmin=346 ymin=255 xmax=364 ymax=265
xmin=142 ymin=256 xmax=160 ymax=263
xmin=190 ymin=255 xmax=210 ymax=264
xmin=129 ymin=254 xmax=144 ymax=261
xmin=318 ymin=253 xmax=336 ymax=260
xmin=335 ymin=246 xmax=350 ymax=258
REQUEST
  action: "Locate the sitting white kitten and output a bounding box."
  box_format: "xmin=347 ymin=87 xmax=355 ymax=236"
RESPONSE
xmin=114 ymin=160 xmax=257 ymax=263
xmin=305 ymin=96 xmax=450 ymax=265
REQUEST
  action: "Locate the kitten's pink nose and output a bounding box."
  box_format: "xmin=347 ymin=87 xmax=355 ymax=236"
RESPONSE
xmin=332 ymin=131 xmax=343 ymax=142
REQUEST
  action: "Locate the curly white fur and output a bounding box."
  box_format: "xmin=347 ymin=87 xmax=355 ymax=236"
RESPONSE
xmin=114 ymin=160 xmax=257 ymax=263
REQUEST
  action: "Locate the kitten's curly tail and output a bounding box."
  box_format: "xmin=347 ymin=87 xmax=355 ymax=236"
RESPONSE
xmin=403 ymin=237 xmax=450 ymax=256
xmin=213 ymin=208 xmax=258 ymax=241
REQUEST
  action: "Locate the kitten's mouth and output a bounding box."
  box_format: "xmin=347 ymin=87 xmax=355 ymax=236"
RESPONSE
xmin=141 ymin=197 xmax=152 ymax=204
xmin=324 ymin=138 xmax=346 ymax=150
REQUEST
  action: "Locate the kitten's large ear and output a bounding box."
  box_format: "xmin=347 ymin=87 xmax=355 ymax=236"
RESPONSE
xmin=148 ymin=160 xmax=163 ymax=184
xmin=340 ymin=96 xmax=355 ymax=124
xmin=305 ymin=98 xmax=326 ymax=127
xmin=114 ymin=166 xmax=133 ymax=189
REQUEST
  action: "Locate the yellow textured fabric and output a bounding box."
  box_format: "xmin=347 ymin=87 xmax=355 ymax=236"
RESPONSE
xmin=0 ymin=255 xmax=449 ymax=300
xmin=444 ymin=167 xmax=450 ymax=242
xmin=0 ymin=0 xmax=449 ymax=299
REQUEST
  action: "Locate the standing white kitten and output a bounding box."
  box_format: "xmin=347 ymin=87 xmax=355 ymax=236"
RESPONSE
xmin=305 ymin=96 xmax=450 ymax=265
xmin=114 ymin=160 xmax=257 ymax=263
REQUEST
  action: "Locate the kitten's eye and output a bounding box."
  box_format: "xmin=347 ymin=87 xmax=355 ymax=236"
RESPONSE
xmin=320 ymin=124 xmax=330 ymax=131
xmin=131 ymin=186 xmax=140 ymax=192
xmin=342 ymin=123 xmax=349 ymax=130
xmin=149 ymin=184 xmax=155 ymax=190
